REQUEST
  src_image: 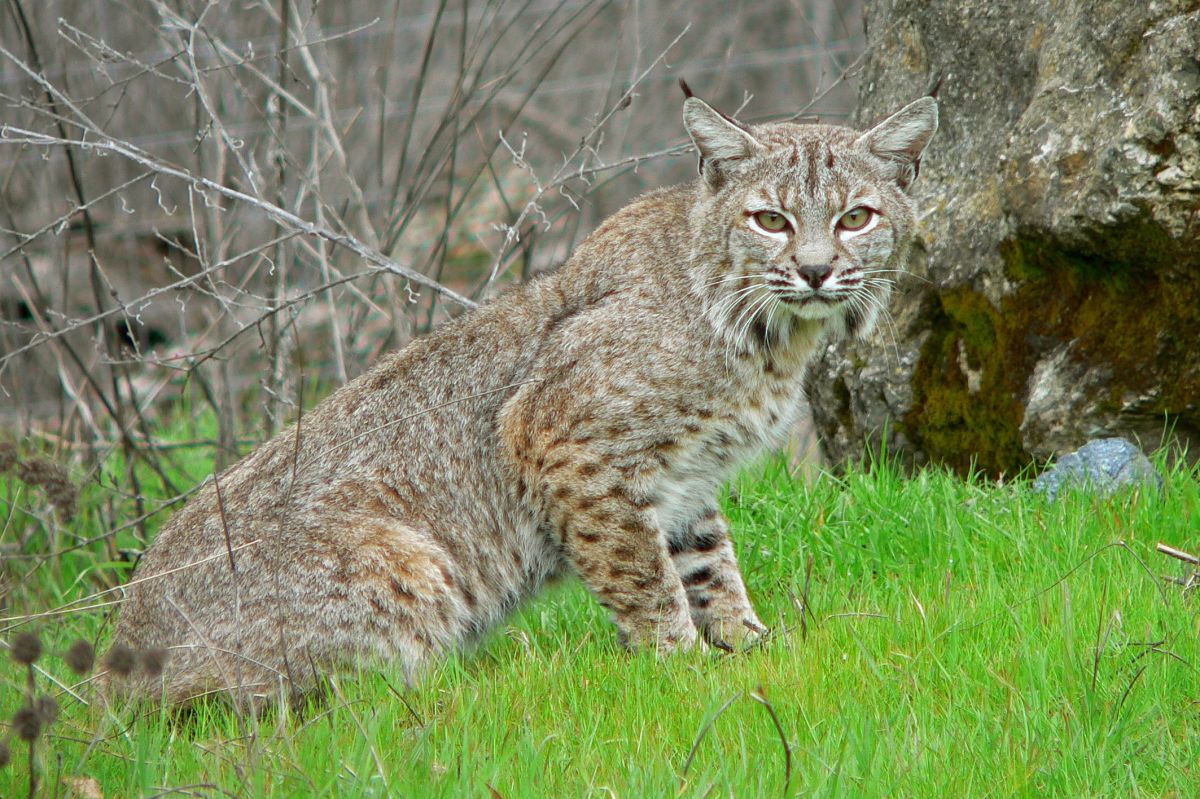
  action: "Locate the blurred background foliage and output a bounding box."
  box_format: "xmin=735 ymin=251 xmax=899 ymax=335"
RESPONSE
xmin=1 ymin=0 xmax=861 ymax=572
xmin=1 ymin=0 xmax=862 ymax=428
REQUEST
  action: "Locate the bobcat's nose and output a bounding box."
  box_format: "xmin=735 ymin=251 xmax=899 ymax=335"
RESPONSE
xmin=797 ymin=263 xmax=833 ymax=289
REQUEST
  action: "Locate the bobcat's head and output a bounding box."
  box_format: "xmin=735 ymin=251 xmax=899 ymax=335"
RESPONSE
xmin=683 ymin=93 xmax=938 ymax=347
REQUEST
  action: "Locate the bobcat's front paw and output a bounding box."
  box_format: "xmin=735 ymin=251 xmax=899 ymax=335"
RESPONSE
xmin=703 ymin=614 xmax=768 ymax=652
xmin=618 ymin=613 xmax=700 ymax=654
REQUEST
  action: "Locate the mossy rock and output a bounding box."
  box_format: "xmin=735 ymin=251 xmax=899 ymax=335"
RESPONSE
xmin=808 ymin=0 xmax=1200 ymax=476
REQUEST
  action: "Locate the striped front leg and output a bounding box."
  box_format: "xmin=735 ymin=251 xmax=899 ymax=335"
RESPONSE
xmin=668 ymin=505 xmax=767 ymax=651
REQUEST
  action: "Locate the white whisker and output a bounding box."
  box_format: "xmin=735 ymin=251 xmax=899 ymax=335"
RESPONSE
xmin=702 ymin=273 xmax=759 ymax=289
xmin=763 ymin=297 xmax=782 ymax=363
xmin=860 ymin=268 xmax=930 ymax=285
xmin=734 ymin=292 xmax=776 ymax=363
xmin=724 ymin=287 xmax=771 ymax=369
xmin=846 ymin=286 xmax=901 ymax=365
xmin=711 ymin=284 xmax=764 ymax=332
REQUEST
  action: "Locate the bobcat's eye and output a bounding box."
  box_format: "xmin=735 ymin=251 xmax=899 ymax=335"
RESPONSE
xmin=838 ymin=207 xmax=874 ymax=231
xmin=752 ymin=211 xmax=790 ymax=233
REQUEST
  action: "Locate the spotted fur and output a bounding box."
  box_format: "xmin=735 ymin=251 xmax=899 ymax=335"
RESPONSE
xmin=111 ymin=93 xmax=937 ymax=705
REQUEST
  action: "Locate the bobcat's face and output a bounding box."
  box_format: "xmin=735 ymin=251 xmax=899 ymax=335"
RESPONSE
xmin=726 ymin=135 xmax=906 ymax=328
xmin=684 ymin=97 xmax=938 ymax=342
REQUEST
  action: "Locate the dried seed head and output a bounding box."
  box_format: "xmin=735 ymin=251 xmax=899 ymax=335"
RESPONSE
xmin=46 ymin=478 xmax=78 ymax=521
xmin=0 ymin=739 xmax=10 ymax=768
xmin=10 ymin=631 xmax=42 ymax=665
xmin=16 ymin=457 xmax=78 ymax=520
xmin=0 ymin=440 xmax=15 ymax=473
xmin=140 ymin=647 xmax=169 ymax=678
xmin=35 ymin=695 xmax=59 ymax=726
xmin=12 ymin=705 xmax=41 ymax=741
xmin=16 ymin=457 xmax=55 ymax=486
xmin=102 ymin=643 xmax=136 ymax=678
xmin=64 ymin=639 xmax=95 ymax=675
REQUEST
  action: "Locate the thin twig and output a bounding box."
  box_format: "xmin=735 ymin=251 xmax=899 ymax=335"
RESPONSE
xmin=1156 ymin=542 xmax=1199 ymax=566
xmin=0 ymin=123 xmax=477 ymax=309
xmin=749 ymin=685 xmax=793 ymax=796
xmin=681 ymin=691 xmax=741 ymax=781
xmin=0 ymin=540 xmax=260 ymax=632
xmin=1116 ymin=665 xmax=1147 ymax=716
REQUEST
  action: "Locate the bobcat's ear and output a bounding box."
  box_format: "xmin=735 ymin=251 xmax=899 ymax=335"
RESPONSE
xmin=855 ymin=96 xmax=938 ymax=190
xmin=683 ymin=97 xmax=760 ymax=191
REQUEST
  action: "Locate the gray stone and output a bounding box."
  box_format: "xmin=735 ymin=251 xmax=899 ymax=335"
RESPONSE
xmin=1033 ymin=437 xmax=1163 ymax=501
xmin=807 ymin=0 xmax=1200 ymax=476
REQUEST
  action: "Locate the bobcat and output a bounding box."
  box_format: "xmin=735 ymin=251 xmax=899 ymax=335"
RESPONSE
xmin=111 ymin=89 xmax=938 ymax=704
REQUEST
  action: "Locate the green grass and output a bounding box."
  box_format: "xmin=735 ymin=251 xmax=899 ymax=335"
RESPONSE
xmin=2 ymin=440 xmax=1199 ymax=797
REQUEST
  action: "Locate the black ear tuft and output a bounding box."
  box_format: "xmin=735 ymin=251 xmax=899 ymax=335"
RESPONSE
xmin=679 ymin=79 xmax=699 ymax=172
xmin=916 ymin=78 xmax=944 ymax=182
xmin=928 ymin=75 xmax=944 ymax=99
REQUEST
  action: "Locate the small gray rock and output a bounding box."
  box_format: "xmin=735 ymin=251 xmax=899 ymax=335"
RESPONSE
xmin=1033 ymin=438 xmax=1163 ymax=501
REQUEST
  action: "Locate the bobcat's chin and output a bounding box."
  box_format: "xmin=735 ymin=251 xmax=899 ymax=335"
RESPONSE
xmin=774 ymin=290 xmax=884 ymax=341
xmin=783 ymin=295 xmax=845 ymax=321
xmin=772 ymin=288 xmax=857 ymax=323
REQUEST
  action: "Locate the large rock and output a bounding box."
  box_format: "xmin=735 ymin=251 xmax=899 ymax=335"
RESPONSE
xmin=809 ymin=0 xmax=1200 ymax=475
